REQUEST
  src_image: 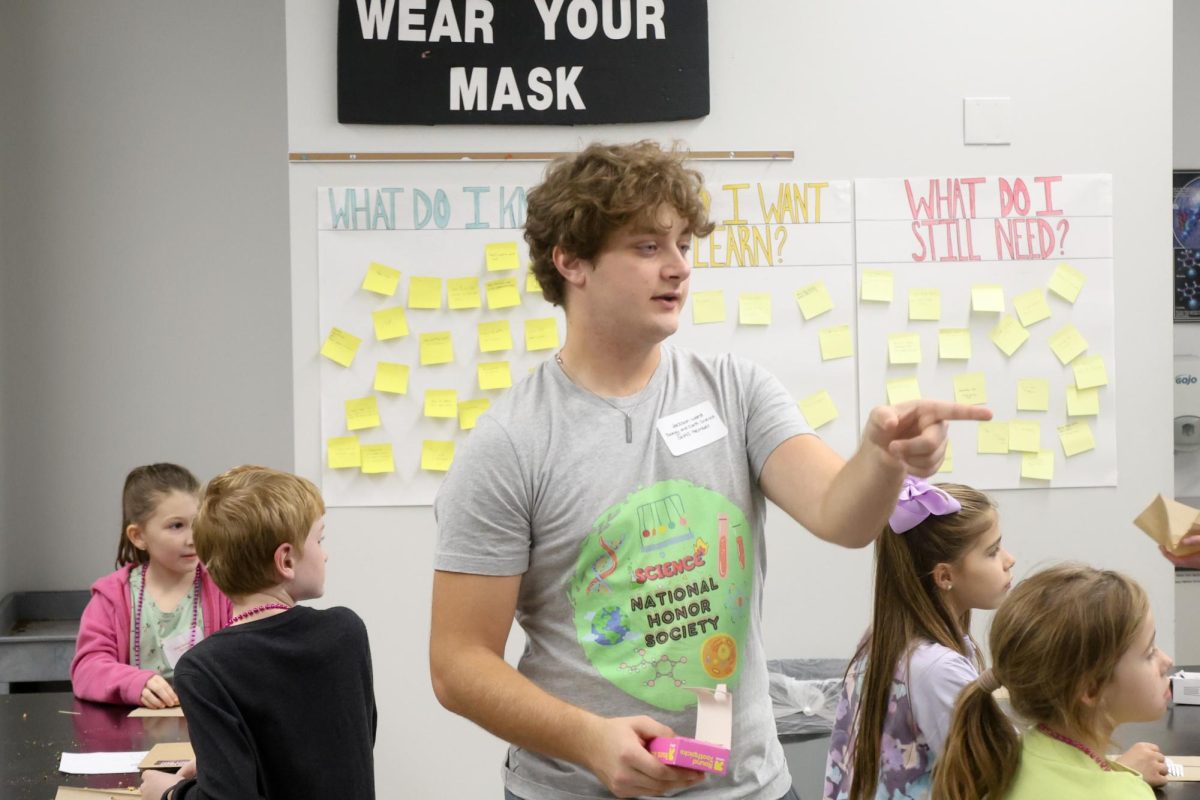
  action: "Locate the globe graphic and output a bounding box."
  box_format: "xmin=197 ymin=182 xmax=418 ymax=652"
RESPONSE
xmin=1175 ymin=178 xmax=1200 ymax=248
xmin=589 ymin=606 xmax=630 ymax=646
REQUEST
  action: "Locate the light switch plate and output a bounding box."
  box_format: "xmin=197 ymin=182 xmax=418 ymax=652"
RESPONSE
xmin=963 ymin=97 xmax=1012 ymax=145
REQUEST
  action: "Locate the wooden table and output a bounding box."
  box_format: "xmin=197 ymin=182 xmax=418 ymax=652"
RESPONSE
xmin=0 ymin=692 xmax=188 ymax=800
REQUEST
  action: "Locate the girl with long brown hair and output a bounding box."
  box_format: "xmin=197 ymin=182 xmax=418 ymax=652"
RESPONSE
xmin=932 ymin=564 xmax=1173 ymax=799
xmin=822 ymin=477 xmax=1014 ymax=799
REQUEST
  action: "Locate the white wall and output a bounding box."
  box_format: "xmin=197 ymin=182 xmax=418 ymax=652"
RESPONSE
xmin=0 ymin=0 xmax=294 ymax=593
xmin=287 ymin=1 xmax=1174 ymax=796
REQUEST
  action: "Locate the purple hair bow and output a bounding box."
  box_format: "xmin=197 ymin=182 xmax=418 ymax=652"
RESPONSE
xmin=889 ymin=476 xmax=961 ymax=533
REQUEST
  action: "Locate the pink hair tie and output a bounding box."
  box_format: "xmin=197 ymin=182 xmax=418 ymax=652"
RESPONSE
xmin=889 ymin=476 xmax=961 ymax=533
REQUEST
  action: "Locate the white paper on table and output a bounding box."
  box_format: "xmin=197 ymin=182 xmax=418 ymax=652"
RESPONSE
xmin=58 ymin=751 xmax=149 ymax=774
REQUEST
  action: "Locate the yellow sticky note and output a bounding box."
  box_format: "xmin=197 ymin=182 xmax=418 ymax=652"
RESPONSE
xmin=939 ymin=329 xmax=971 ymax=360
xmin=1048 ymin=324 xmax=1088 ymax=365
xmin=408 ymin=276 xmax=443 ymax=309
xmin=360 ymin=443 xmax=395 ymax=474
xmin=424 ymin=389 xmax=458 ymax=418
xmin=819 ymin=325 xmax=854 ymax=360
xmin=525 ymin=269 xmax=541 ymax=293
xmin=888 ymin=332 xmax=922 ymax=365
xmin=485 ymin=241 xmax=521 ymax=271
xmin=1066 ymin=385 xmax=1100 ymax=417
xmin=477 ymin=320 xmax=513 ymax=353
xmin=1058 ymin=421 xmax=1095 ymax=457
xmin=1017 ymin=379 xmax=1050 ymax=412
xmin=1073 ymin=355 xmax=1108 ymax=389
xmin=977 ymin=421 xmax=1010 ymax=454
xmin=798 ymin=390 xmax=838 ymax=429
xmin=374 ymin=362 xmax=409 ymax=395
xmin=795 ymin=282 xmax=834 ymax=320
xmin=972 ymin=284 xmax=1005 ymax=313
xmin=692 ymin=290 xmax=726 ymax=324
xmin=320 ymin=328 xmax=362 ymax=368
xmin=486 ymin=277 xmax=521 ymax=309
xmin=1013 ymin=288 xmax=1051 ymax=327
xmin=362 ymin=261 xmax=401 ymax=296
xmin=524 ymin=317 xmax=560 ymax=351
xmin=327 ymin=436 xmax=361 ymax=469
xmin=990 ymin=315 xmax=1029 ymax=357
xmin=1009 ymin=420 xmax=1041 ymax=453
xmin=937 ymin=440 xmax=954 ymax=473
xmin=478 ymin=360 xmax=513 ymax=390
xmin=1021 ymin=450 xmax=1055 ymax=480
xmin=372 ymin=306 xmax=409 ymax=340
xmin=887 ymin=377 xmax=922 ymax=405
xmin=447 ymin=277 xmax=482 ymax=310
xmin=738 ymin=293 xmax=772 ymax=325
xmin=458 ymin=398 xmax=491 ymax=430
xmin=861 ymin=270 xmax=893 ymax=303
xmin=1048 ymin=262 xmax=1086 ymax=303
xmin=419 ymin=331 xmax=454 ymax=365
xmin=953 ymin=372 xmax=988 ymax=405
xmin=421 ymin=440 xmax=455 ymax=472
xmin=908 ymin=288 xmax=941 ymax=321
xmin=345 ymin=396 xmax=381 ymax=431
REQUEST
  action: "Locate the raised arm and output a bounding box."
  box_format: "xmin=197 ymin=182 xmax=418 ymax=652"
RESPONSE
xmin=429 ymin=570 xmax=704 ymax=798
xmin=760 ymin=400 xmax=992 ymax=548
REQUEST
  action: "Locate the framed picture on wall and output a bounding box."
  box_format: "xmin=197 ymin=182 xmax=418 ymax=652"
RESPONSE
xmin=1174 ymin=170 xmax=1200 ymax=321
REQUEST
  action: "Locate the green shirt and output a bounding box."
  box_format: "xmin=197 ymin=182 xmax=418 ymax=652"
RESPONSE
xmin=1006 ymin=727 xmax=1154 ymax=800
xmin=127 ymin=566 xmax=204 ymax=680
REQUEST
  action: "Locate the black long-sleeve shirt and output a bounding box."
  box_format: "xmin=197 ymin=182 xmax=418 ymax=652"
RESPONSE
xmin=169 ymin=606 xmax=376 ymax=800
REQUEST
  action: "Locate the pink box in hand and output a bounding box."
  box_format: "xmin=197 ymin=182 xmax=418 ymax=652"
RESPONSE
xmin=647 ymin=684 xmax=732 ymax=775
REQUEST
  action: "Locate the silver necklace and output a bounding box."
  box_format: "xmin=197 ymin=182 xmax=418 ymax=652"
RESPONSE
xmin=555 ymin=351 xmax=634 ymax=443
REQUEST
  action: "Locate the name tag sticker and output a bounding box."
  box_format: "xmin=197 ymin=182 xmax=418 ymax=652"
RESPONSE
xmin=656 ymin=401 xmax=729 ymax=456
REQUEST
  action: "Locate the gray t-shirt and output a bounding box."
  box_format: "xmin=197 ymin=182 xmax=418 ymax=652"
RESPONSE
xmin=434 ymin=345 xmax=811 ymax=800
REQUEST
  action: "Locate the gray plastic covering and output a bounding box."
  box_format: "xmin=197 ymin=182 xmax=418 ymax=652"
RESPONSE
xmin=767 ymin=658 xmax=849 ymax=737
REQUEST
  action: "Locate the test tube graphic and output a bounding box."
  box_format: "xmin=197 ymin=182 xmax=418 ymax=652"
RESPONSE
xmin=717 ymin=513 xmax=729 ymax=578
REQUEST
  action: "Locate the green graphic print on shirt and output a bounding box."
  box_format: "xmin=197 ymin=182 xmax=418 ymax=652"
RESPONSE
xmin=567 ymin=479 xmax=753 ymax=711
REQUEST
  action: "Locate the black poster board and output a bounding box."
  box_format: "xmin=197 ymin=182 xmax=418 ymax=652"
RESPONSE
xmin=338 ymin=0 xmax=709 ymax=125
xmin=1176 ymin=170 xmax=1200 ymax=321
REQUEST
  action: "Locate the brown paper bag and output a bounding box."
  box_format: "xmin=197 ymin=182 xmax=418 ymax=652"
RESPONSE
xmin=1132 ymin=494 xmax=1200 ymax=556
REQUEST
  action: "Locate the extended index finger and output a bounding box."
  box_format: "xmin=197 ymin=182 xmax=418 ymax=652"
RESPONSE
xmin=913 ymin=399 xmax=993 ymax=425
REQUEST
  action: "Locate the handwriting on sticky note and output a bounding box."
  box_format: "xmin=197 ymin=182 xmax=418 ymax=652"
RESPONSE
xmin=485 ymin=241 xmax=521 ymax=271
xmin=424 ymin=389 xmax=458 ymax=418
xmin=447 ymin=277 xmax=481 ymax=309
xmin=1073 ymin=355 xmax=1108 ymax=389
xmin=692 ymin=290 xmax=726 ymax=324
xmin=1048 ymin=324 xmax=1088 ymax=365
xmin=420 ymin=331 xmax=454 ymax=365
xmin=908 ymin=288 xmax=941 ymax=321
xmin=486 ymin=277 xmax=521 ymax=309
xmin=795 ymin=282 xmax=833 ymax=320
xmin=1066 ymin=385 xmax=1100 ymax=417
xmin=320 ymin=328 xmax=361 ymax=368
xmin=819 ymin=325 xmax=854 ymax=360
xmin=372 ymin=307 xmax=409 ymax=340
xmin=524 ymin=317 xmax=560 ymax=351
xmin=798 ymin=390 xmax=838 ymax=429
xmin=1013 ymin=288 xmax=1051 ymax=327
xmin=477 ymin=320 xmax=513 ymax=353
xmin=362 ymin=261 xmax=401 ymax=296
xmin=953 ymin=372 xmax=987 ymax=405
xmin=458 ymin=398 xmax=491 ymax=430
xmin=1017 ymin=379 xmax=1049 ymax=411
xmin=327 ymin=436 xmax=361 ymax=469
xmin=525 ymin=269 xmax=541 ymax=293
xmin=886 ymin=377 xmax=921 ymax=405
xmin=1048 ymin=262 xmax=1085 ymax=303
xmin=421 ymin=440 xmax=455 ymax=471
xmin=1008 ymin=420 xmax=1041 ymax=453
xmin=360 ymin=443 xmax=395 ymax=474
xmin=478 ymin=360 xmax=513 ymax=390
xmin=738 ymin=293 xmax=771 ymax=325
xmin=345 ymin=397 xmax=380 ymax=431
xmin=888 ymin=332 xmax=922 ymax=365
xmin=977 ymin=421 xmax=1010 ymax=454
xmin=1058 ymin=421 xmax=1095 ymax=456
xmin=990 ymin=315 xmax=1029 ymax=357
xmin=1021 ymin=450 xmax=1054 ymax=480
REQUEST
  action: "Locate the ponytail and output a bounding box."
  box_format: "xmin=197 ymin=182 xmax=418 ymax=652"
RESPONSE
xmin=933 ymin=678 xmax=1020 ymax=800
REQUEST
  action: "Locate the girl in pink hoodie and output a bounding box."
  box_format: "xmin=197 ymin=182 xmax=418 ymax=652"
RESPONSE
xmin=71 ymin=464 xmax=231 ymax=707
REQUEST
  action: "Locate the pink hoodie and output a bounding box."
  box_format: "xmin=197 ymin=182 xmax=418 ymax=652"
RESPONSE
xmin=70 ymin=563 xmax=232 ymax=705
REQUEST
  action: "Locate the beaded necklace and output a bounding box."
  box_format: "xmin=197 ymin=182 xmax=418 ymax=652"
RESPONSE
xmin=133 ymin=563 xmax=201 ymax=668
xmin=227 ymin=603 xmax=291 ymax=626
xmin=1036 ymin=723 xmax=1113 ymax=772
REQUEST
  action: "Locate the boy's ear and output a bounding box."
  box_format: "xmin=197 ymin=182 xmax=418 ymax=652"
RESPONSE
xmin=126 ymin=523 xmax=147 ymax=551
xmin=553 ymin=245 xmax=590 ymax=289
xmin=274 ymin=542 xmax=296 ymax=581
